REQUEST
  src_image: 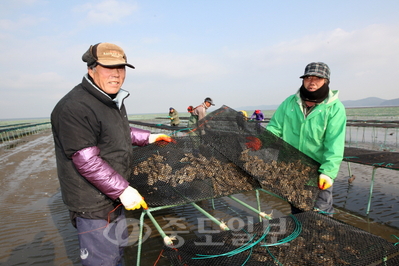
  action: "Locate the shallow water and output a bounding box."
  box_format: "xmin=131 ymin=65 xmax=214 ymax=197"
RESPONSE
xmin=1 ymin=130 xmax=399 ymax=266
xmin=346 ymin=125 xmax=399 ymax=151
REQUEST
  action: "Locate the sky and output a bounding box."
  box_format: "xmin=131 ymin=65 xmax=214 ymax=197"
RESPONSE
xmin=1 ymin=0 xmax=399 ymax=119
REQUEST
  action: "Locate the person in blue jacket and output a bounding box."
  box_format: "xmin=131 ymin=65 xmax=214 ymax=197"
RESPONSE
xmin=250 ymin=109 xmax=264 ymax=121
xmin=266 ymin=62 xmax=346 ymax=216
xmin=250 ymin=110 xmax=264 ymax=133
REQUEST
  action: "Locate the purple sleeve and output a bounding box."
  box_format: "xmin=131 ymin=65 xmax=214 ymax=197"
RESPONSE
xmin=72 ymin=146 xmax=129 ymax=200
xmin=130 ymin=127 xmax=151 ymax=146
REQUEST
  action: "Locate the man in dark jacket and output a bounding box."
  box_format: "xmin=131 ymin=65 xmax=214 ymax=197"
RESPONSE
xmin=51 ymin=42 xmax=171 ymax=266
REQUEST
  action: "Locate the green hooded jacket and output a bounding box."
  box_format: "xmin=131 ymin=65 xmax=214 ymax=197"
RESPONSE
xmin=266 ymin=90 xmax=347 ymax=180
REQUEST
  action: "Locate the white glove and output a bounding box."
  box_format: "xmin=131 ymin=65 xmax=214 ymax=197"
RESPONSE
xmin=318 ymin=174 xmax=333 ymax=190
xmin=148 ymin=134 xmax=172 ymax=144
xmin=119 ymin=186 xmax=142 ymax=210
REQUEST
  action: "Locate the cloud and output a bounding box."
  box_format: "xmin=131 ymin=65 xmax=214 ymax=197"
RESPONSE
xmin=133 ymin=53 xmax=228 ymax=80
xmin=76 ymin=0 xmax=138 ymax=24
xmin=0 ymin=16 xmax=46 ymax=31
xmin=224 ymin=24 xmax=399 ymax=68
xmin=2 ymin=17 xmax=399 ymax=119
xmin=129 ymin=23 xmax=399 ymax=110
xmin=139 ymin=23 xmax=399 ymax=107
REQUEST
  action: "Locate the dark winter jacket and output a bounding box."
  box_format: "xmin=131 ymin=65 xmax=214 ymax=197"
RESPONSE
xmin=169 ymin=110 xmax=180 ymax=126
xmin=51 ymin=74 xmax=150 ymax=212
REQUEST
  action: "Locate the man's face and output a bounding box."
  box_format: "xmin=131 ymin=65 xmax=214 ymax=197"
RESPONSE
xmin=88 ymin=65 xmax=126 ymax=94
xmin=303 ymin=76 xmax=326 ymax=92
xmin=205 ymin=102 xmax=211 ymax=108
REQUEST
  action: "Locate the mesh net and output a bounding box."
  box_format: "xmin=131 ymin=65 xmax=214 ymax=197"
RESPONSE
xmin=130 ymin=105 xmax=320 ymax=210
xmin=163 ymin=211 xmax=399 ymax=266
xmin=198 ymin=105 xmax=320 ymax=211
xmin=131 ymin=136 xmax=260 ymax=207
xmin=344 ymin=147 xmax=399 ymax=170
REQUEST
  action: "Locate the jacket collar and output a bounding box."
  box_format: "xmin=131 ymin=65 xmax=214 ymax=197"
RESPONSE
xmin=295 ymin=89 xmax=339 ymax=106
xmin=83 ymin=74 xmax=130 ymax=109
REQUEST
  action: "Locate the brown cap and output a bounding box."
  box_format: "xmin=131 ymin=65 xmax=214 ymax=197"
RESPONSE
xmin=82 ymin=42 xmax=135 ymax=69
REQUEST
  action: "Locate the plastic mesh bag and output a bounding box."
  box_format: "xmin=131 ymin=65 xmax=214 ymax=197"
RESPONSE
xmin=130 ymin=136 xmax=260 ymax=207
xmin=200 ymin=105 xmax=320 ymax=211
xmin=129 ymin=105 xmax=320 ymax=211
xmin=163 ymin=211 xmax=399 ymax=265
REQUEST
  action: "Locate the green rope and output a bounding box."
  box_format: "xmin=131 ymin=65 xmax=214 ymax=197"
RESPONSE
xmin=192 ymin=214 xmax=303 ymax=265
xmin=192 ymin=226 xmax=270 ymax=261
xmin=171 ymin=127 xmax=192 ymax=135
xmin=372 ymin=162 xmax=386 ymax=166
xmin=260 ymin=214 xmax=302 ymax=265
xmin=391 ymin=234 xmax=399 ymax=246
xmin=313 ymin=207 xmax=336 ymax=216
xmin=261 ymin=214 xmax=302 ymax=247
xmin=265 ymin=246 xmax=284 ymax=266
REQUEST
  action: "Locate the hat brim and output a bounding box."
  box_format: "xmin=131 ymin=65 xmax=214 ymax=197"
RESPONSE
xmin=300 ymin=73 xmax=327 ymax=79
xmin=97 ymin=62 xmax=135 ymax=69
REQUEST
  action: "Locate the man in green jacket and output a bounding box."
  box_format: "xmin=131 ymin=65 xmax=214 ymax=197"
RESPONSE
xmin=266 ymin=62 xmax=346 ymax=216
xmin=169 ymin=107 xmax=180 ymax=126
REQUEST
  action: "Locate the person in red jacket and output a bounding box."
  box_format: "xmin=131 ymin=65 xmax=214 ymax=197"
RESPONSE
xmin=51 ymin=42 xmax=171 ymax=266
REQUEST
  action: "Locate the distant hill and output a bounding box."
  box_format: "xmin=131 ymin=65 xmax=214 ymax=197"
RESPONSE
xmin=236 ymin=97 xmax=399 ymax=111
xmin=341 ymin=97 xmax=399 ymax=107
xmin=375 ymin=98 xmax=399 ymax=107
xmin=342 ymin=97 xmax=385 ymax=107
xmin=236 ymin=104 xmax=280 ymax=111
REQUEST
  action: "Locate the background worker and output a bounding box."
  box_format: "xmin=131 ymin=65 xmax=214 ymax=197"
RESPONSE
xmin=186 ymin=106 xmax=194 ymax=128
xmin=186 ymin=97 xmax=214 ymax=155
xmin=168 ymin=107 xmax=180 ymax=126
xmin=266 ymin=62 xmax=346 ymax=216
xmin=51 ymin=42 xmax=171 ymax=265
xmin=187 ymin=97 xmax=215 ymax=133
xmin=250 ymin=109 xmax=264 ymax=134
xmin=250 ymin=109 xmax=264 ymax=121
xmin=236 ymin=110 xmax=250 ymax=132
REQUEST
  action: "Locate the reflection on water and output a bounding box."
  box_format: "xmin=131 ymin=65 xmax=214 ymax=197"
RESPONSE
xmin=0 ymin=191 xmax=80 ymax=266
xmin=346 ymin=126 xmax=399 ymax=151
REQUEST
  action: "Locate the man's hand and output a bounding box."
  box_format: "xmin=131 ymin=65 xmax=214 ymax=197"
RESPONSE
xmin=119 ymin=186 xmax=146 ymax=210
xmin=245 ymin=136 xmax=262 ymax=151
xmin=318 ymin=174 xmax=333 ymax=190
xmin=149 ymin=134 xmax=174 ymax=144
